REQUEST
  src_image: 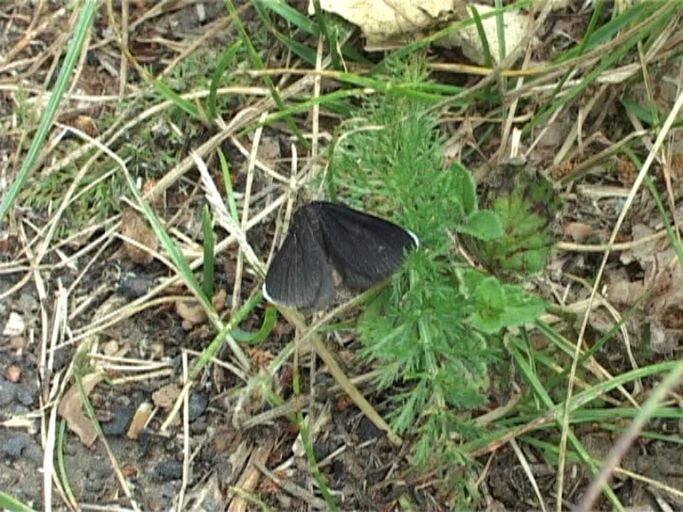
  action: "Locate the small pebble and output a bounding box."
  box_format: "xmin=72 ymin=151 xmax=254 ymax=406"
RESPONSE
xmin=155 ymin=460 xmax=183 ymax=481
xmin=190 ymin=416 xmax=207 ymax=435
xmin=119 ymin=272 xmax=156 ymax=299
xmin=3 ymin=312 xmax=25 ymax=336
xmin=357 ymin=416 xmax=383 ymax=442
xmin=23 ymin=441 xmax=43 ymax=465
xmin=149 ymin=341 xmax=165 ymax=359
xmin=18 ymin=292 xmax=39 ymax=312
xmin=188 ymin=392 xmax=208 ymax=421
xmin=101 ymin=404 xmax=134 ymax=436
xmin=9 ymin=336 xmax=28 ymax=351
xmin=51 ymin=347 xmax=72 ymax=371
xmin=0 ymin=379 xmax=17 ymax=406
xmin=84 ymin=472 xmax=105 ymax=493
xmin=9 ymin=435 xmax=42 ymax=465
xmin=4 ymin=434 xmax=28 ymax=458
xmin=103 ymin=340 xmax=120 ymax=356
xmin=5 ymin=365 xmax=22 ymax=382
xmin=15 ymin=386 xmax=35 ymax=406
xmin=313 ymin=441 xmax=333 ymax=460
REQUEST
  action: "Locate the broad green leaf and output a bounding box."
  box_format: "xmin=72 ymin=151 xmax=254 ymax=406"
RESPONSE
xmin=456 ymin=210 xmax=503 ymax=241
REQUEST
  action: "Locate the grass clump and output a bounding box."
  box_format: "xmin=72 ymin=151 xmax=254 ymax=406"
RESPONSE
xmin=327 ymin=59 xmax=546 ymax=473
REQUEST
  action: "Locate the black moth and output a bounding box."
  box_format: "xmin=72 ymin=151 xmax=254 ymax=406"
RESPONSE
xmin=263 ymin=201 xmax=418 ymax=310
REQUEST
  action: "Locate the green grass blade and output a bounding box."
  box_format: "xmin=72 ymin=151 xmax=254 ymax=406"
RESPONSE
xmin=0 ymin=0 xmax=98 ymax=225
xmin=255 ymin=0 xmax=319 ymax=35
xmin=0 ymin=492 xmax=35 ymax=512
xmin=218 ymin=148 xmax=240 ymax=221
xmin=509 ymin=339 xmax=625 ymax=509
xmin=56 ymin=419 xmax=77 ymax=508
xmin=224 ymin=0 xmax=310 ymax=148
xmin=208 ymin=40 xmax=242 ymax=119
xmin=202 ymin=205 xmax=215 ymax=300
xmin=231 ymin=305 xmax=278 ymax=344
xmin=153 ymin=80 xmax=201 ymax=119
xmin=470 ymin=5 xmax=493 ymax=68
xmin=310 ymin=0 xmax=341 ymax=69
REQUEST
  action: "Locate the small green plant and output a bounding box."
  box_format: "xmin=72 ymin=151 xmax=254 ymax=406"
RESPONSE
xmin=22 ymin=160 xmax=125 ymax=238
xmin=326 ymin=59 xmax=546 ymax=481
xmin=467 ymin=165 xmax=561 ymax=277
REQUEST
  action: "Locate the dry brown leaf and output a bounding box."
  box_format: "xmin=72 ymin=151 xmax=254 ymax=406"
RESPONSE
xmin=310 ymin=0 xmax=463 ymax=51
xmin=439 ymin=4 xmax=532 ymax=65
xmin=312 ymin=0 xmax=532 ymax=63
xmin=175 ymin=289 xmax=227 ymax=329
xmin=57 ymin=372 xmax=104 ymax=447
xmin=176 ymin=299 xmax=207 ymax=327
xmin=615 ymin=223 xmax=683 ymax=352
xmin=72 ymin=114 xmax=98 ymax=137
xmin=616 ymin=156 xmax=637 ymax=186
xmin=564 ymin=222 xmax=594 ymax=243
xmin=152 ymin=383 xmax=181 ymax=410
xmin=606 ymin=279 xmax=645 ymax=307
xmin=121 ymin=207 xmax=158 ymax=264
xmin=102 ymin=340 xmax=121 ymax=356
xmin=245 ymin=347 xmax=274 ymax=368
xmin=9 ymin=336 xmax=28 ymax=352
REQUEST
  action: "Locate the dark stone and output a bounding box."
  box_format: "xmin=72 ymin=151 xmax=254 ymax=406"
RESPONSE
xmin=4 ymin=434 xmax=28 ymax=458
xmin=0 ymin=379 xmax=17 ymax=406
xmin=22 ymin=440 xmax=43 ymax=465
xmin=188 ymin=392 xmax=208 ymax=421
xmin=357 ymin=416 xmax=383 ymax=442
xmin=15 ymin=385 xmax=35 ymax=406
xmin=51 ymin=346 xmax=72 ymax=371
xmin=190 ymin=416 xmax=207 ymax=435
xmin=101 ymin=404 xmax=134 ymax=436
xmin=313 ymin=440 xmax=333 ymax=460
xmin=155 ymin=460 xmax=183 ymax=481
xmin=332 ymin=459 xmax=345 ymax=482
xmin=119 ymin=272 xmax=156 ymax=299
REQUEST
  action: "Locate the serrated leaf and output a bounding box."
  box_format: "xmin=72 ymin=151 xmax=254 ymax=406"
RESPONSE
xmin=451 ymin=162 xmax=477 ymax=214
xmin=498 ymin=284 xmax=546 ymax=326
xmin=456 ymin=210 xmax=503 ymax=241
xmin=468 ymin=276 xmax=545 ymax=334
xmin=469 ymin=276 xmax=506 ymax=333
xmin=474 ymin=276 xmax=505 ymax=308
xmin=467 ymin=167 xmax=560 ymax=277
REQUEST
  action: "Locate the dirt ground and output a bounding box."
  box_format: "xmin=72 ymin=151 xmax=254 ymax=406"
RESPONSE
xmin=1 ymin=1 xmax=682 ymax=511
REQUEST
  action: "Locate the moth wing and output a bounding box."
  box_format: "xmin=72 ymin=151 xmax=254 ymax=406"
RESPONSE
xmin=264 ymin=209 xmax=335 ymax=310
xmin=316 ymin=202 xmax=416 ymax=290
